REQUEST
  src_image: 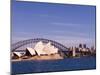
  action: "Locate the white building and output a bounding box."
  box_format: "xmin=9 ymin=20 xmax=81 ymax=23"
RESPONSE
xmin=12 ymin=52 xmax=23 ymax=59
xmin=26 ymin=47 xmax=36 ymax=56
xmin=34 ymin=41 xmax=59 ymax=56
xmin=34 ymin=41 xmax=47 ymax=56
xmin=79 ymin=48 xmax=82 ymax=51
xmin=12 ymin=41 xmax=59 ymax=58
xmin=44 ymin=42 xmax=58 ymax=54
xmin=72 ymin=47 xmax=76 ymax=57
xmin=43 ymin=42 xmax=52 ymax=55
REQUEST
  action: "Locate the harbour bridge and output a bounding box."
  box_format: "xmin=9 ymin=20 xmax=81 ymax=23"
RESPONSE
xmin=11 ymin=38 xmax=69 ymax=52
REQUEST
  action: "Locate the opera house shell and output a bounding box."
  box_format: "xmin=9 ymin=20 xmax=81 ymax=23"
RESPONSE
xmin=26 ymin=41 xmax=59 ymax=56
xmin=12 ymin=41 xmax=61 ymax=60
xmin=12 ymin=52 xmax=23 ymax=59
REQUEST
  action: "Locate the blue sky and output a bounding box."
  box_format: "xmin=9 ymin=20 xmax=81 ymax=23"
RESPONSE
xmin=12 ymin=1 xmax=96 ymax=47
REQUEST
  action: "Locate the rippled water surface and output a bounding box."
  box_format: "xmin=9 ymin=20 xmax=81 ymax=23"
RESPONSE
xmin=11 ymin=56 xmax=96 ymax=74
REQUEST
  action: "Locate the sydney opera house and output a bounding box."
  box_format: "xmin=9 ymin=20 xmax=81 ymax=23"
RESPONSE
xmin=11 ymin=41 xmax=63 ymax=60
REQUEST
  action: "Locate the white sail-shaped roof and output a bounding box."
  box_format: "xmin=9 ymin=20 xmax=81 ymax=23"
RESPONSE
xmin=44 ymin=42 xmax=58 ymax=54
xmin=26 ymin=47 xmax=36 ymax=55
xmin=34 ymin=41 xmax=59 ymax=55
xmin=34 ymin=41 xmax=46 ymax=56
xmin=43 ymin=42 xmax=52 ymax=55
xmin=13 ymin=52 xmax=22 ymax=57
xmin=50 ymin=46 xmax=58 ymax=54
xmin=53 ymin=47 xmax=58 ymax=54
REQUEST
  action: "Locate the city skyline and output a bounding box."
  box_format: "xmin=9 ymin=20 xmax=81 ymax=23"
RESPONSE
xmin=12 ymin=1 xmax=96 ymax=48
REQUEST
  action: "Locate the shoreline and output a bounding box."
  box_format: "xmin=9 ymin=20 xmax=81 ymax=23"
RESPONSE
xmin=11 ymin=54 xmax=63 ymax=62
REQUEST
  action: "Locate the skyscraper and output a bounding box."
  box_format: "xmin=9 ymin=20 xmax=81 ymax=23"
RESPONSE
xmin=83 ymin=44 xmax=86 ymax=48
xmin=79 ymin=44 xmax=82 ymax=48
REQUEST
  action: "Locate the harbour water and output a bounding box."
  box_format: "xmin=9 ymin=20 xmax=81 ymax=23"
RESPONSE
xmin=11 ymin=56 xmax=96 ymax=74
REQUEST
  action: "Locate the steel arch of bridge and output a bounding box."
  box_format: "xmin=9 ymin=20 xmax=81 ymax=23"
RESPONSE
xmin=11 ymin=38 xmax=68 ymax=52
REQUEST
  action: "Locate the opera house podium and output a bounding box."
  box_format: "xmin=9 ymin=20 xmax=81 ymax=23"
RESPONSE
xmin=12 ymin=41 xmax=63 ymax=61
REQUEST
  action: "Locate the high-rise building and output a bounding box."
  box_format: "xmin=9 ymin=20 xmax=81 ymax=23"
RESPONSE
xmin=83 ymin=44 xmax=86 ymax=48
xmin=72 ymin=47 xmax=76 ymax=57
xmin=79 ymin=44 xmax=82 ymax=48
